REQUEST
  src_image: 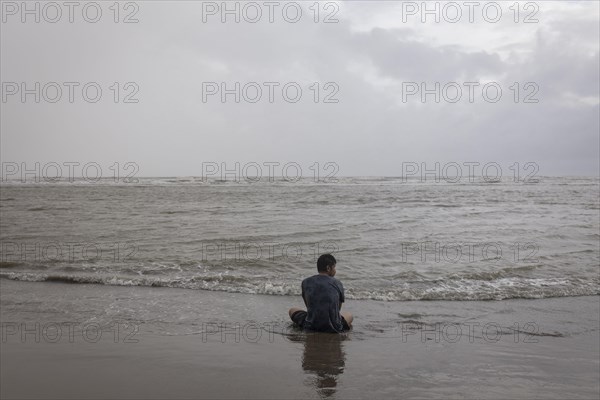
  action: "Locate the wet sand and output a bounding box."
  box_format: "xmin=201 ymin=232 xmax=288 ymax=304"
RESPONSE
xmin=1 ymin=280 xmax=599 ymax=399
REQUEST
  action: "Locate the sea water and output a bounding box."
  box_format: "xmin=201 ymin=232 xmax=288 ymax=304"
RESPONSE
xmin=1 ymin=176 xmax=598 ymax=302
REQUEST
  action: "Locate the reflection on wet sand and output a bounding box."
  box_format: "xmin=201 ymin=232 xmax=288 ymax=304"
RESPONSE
xmin=288 ymin=331 xmax=349 ymax=398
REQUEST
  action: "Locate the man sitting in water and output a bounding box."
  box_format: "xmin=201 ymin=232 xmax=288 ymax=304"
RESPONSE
xmin=288 ymin=254 xmax=353 ymax=333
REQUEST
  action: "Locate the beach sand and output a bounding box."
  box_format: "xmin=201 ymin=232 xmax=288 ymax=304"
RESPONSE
xmin=1 ymin=279 xmax=598 ymax=399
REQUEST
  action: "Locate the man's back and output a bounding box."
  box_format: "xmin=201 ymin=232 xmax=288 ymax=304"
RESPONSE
xmin=302 ymin=274 xmax=345 ymax=333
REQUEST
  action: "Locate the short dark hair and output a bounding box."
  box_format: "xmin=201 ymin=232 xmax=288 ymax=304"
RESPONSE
xmin=317 ymin=254 xmax=336 ymax=272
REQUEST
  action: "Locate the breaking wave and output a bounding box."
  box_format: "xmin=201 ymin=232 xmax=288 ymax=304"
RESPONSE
xmin=2 ymin=271 xmax=597 ymax=302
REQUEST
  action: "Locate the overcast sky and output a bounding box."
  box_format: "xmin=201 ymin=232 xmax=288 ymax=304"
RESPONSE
xmin=1 ymin=0 xmax=599 ymax=178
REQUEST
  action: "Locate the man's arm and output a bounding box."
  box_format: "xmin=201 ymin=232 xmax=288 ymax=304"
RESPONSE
xmin=302 ymin=282 xmax=308 ymax=308
xmin=338 ymin=280 xmax=345 ymax=310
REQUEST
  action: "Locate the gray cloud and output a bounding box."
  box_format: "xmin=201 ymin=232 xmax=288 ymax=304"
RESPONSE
xmin=1 ymin=1 xmax=598 ymax=177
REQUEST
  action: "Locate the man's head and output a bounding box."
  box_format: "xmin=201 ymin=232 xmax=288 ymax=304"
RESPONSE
xmin=317 ymin=254 xmax=337 ymax=276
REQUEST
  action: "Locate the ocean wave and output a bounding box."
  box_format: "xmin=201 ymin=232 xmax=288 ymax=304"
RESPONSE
xmin=2 ymin=272 xmax=597 ymax=302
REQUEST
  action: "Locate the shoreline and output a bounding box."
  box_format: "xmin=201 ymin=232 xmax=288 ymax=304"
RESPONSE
xmin=1 ymin=280 xmax=599 ymax=399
